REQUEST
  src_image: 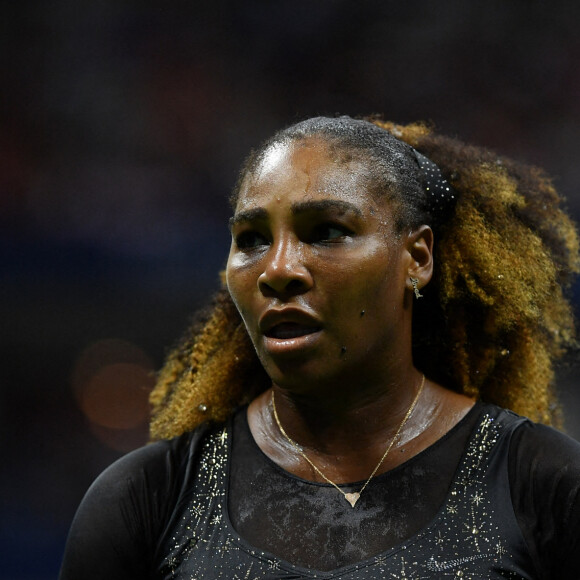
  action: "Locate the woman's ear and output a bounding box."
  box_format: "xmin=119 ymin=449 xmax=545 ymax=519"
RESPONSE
xmin=404 ymin=225 xmax=434 ymax=295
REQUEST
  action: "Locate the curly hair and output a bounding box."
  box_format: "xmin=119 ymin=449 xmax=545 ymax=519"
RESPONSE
xmin=149 ymin=116 xmax=579 ymax=441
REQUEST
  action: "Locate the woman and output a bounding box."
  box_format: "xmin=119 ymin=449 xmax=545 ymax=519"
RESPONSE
xmin=60 ymin=116 xmax=580 ymax=579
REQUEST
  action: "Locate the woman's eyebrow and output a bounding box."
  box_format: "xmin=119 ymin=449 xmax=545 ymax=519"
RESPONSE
xmin=229 ymin=200 xmax=363 ymax=229
xmin=229 ymin=207 xmax=268 ymax=229
xmin=291 ymin=199 xmax=363 ymax=218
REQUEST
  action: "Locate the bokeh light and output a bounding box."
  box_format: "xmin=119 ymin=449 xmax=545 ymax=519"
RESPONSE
xmin=71 ymin=339 xmax=155 ymax=452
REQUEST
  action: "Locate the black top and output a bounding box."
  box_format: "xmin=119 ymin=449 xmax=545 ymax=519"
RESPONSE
xmin=59 ymin=403 xmax=580 ymax=579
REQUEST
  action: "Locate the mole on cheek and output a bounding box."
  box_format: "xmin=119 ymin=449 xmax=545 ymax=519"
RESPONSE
xmin=340 ymin=346 xmax=347 ymax=358
xmin=360 ymin=310 xmax=365 ymax=317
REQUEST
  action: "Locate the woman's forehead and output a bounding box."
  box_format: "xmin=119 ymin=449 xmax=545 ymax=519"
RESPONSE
xmin=238 ymin=138 xmax=377 ymax=205
xmin=252 ymin=137 xmax=337 ymax=177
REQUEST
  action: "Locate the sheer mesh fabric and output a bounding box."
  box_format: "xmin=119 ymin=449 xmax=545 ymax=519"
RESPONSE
xmin=228 ymin=405 xmax=478 ymax=570
xmin=59 ymin=403 xmax=580 ymax=579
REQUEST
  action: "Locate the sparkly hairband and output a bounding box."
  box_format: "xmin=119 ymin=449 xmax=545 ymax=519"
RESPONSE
xmin=411 ymin=149 xmax=458 ymax=222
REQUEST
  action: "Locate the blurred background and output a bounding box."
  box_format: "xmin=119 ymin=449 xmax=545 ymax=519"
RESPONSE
xmin=2 ymin=1 xmax=579 ymax=578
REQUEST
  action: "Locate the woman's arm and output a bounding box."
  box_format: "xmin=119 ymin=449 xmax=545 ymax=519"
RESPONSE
xmin=59 ymin=432 xmax=195 ymax=580
xmin=509 ymin=421 xmax=580 ymax=579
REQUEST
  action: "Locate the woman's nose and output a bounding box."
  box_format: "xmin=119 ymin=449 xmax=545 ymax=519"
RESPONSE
xmin=258 ymin=238 xmax=313 ymax=297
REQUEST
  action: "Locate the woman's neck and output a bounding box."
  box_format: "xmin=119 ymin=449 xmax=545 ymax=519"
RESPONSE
xmin=273 ymin=370 xmax=423 ymax=450
xmin=247 ymin=373 xmax=475 ymax=484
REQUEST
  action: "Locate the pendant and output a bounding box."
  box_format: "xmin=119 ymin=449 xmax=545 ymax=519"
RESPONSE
xmin=344 ymin=492 xmax=360 ymax=507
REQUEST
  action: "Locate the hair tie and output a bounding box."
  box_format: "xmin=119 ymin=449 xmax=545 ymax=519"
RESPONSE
xmin=411 ymin=149 xmax=458 ymax=223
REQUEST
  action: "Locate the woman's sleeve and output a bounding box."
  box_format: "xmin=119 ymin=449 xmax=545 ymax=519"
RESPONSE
xmin=509 ymin=420 xmax=580 ymax=579
xmin=58 ymin=439 xmax=179 ymax=580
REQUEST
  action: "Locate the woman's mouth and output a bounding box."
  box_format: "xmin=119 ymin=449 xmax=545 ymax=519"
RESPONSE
xmin=265 ymin=323 xmax=321 ymax=340
xmin=258 ymin=308 xmax=323 ymax=355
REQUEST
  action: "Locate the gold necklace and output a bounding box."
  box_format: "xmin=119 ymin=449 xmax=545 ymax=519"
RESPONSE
xmin=271 ymin=374 xmax=425 ymax=508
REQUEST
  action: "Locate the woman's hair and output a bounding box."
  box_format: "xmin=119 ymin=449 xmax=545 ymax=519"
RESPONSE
xmin=149 ymin=116 xmax=579 ymax=440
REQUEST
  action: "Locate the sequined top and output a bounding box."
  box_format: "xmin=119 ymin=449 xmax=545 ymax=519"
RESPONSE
xmin=60 ymin=404 xmax=580 ymax=579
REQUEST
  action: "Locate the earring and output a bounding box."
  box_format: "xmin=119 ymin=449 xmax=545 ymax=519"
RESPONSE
xmin=410 ymin=277 xmax=423 ymax=299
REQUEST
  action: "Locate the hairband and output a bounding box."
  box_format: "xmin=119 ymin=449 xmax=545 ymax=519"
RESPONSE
xmin=411 ymin=149 xmax=458 ymax=222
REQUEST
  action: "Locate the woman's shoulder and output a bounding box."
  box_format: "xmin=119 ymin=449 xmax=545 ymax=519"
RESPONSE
xmin=507 ymin=412 xmax=580 ymax=476
xmin=496 ymin=408 xmax=580 ymax=576
xmin=89 ymin=421 xmax=218 ymax=496
xmin=59 ymin=422 xmax=223 ymax=579
xmin=478 ymin=402 xmax=580 ymax=458
xmin=69 ymin=421 xmax=223 ymax=535
xmin=478 ymin=402 xmax=578 ymax=447
xmin=468 ymin=402 xmax=580 ymax=487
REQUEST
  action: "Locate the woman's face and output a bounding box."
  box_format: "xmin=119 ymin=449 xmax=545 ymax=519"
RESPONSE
xmin=226 ymin=137 xmax=416 ymax=393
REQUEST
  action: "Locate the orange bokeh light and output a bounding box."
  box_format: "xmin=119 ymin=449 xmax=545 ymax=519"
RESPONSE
xmin=78 ymin=363 xmax=153 ymax=429
xmin=71 ymin=338 xmax=156 ymax=450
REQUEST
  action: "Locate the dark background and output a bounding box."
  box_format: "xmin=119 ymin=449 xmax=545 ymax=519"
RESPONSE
xmin=2 ymin=1 xmax=579 ymax=578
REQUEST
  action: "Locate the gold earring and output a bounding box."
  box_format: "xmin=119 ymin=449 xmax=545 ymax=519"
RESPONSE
xmin=410 ymin=277 xmax=423 ymax=299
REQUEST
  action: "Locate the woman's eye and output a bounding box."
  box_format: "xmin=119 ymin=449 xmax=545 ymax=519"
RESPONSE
xmin=311 ymin=224 xmax=351 ymax=242
xmin=234 ymin=231 xmax=269 ymax=250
